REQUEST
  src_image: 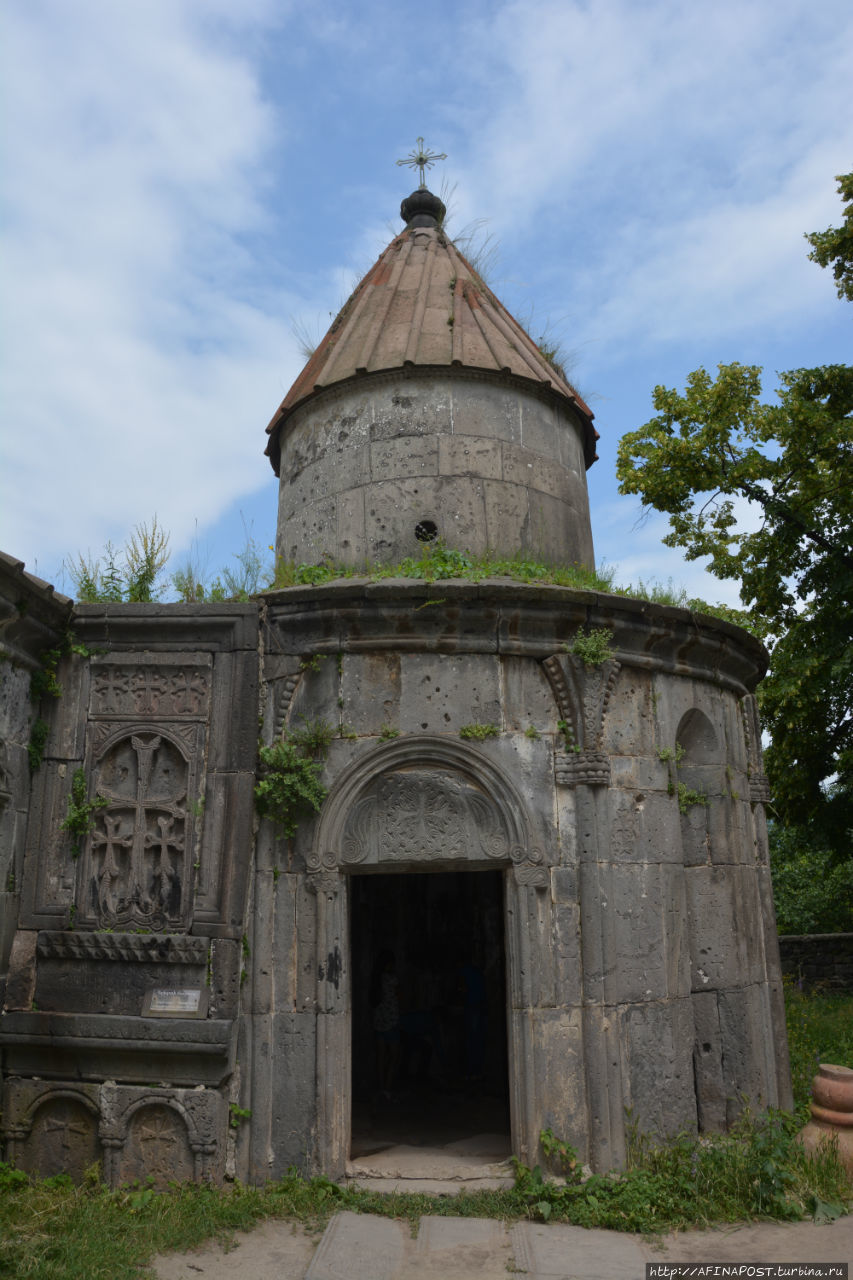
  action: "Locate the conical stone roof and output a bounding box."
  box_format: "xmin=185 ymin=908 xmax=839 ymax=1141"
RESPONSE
xmin=265 ymin=191 xmax=596 ymax=473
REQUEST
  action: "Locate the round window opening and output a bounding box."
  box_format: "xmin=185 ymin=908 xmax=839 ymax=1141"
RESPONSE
xmin=414 ymin=520 xmax=439 ymax=543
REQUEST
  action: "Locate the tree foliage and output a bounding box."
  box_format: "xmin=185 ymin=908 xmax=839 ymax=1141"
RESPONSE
xmin=769 ymin=821 xmax=853 ymax=934
xmin=805 ymin=171 xmax=853 ymax=303
xmin=616 ymin=178 xmax=853 ymax=852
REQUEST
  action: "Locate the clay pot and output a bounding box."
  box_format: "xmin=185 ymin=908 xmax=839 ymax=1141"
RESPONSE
xmin=812 ymin=1063 xmax=853 ymax=1113
xmin=798 ymin=1063 xmax=853 ymax=1178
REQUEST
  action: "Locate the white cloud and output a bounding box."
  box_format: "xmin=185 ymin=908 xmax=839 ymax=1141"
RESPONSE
xmin=0 ymin=1 xmax=295 ymax=569
xmin=450 ymin=0 xmax=853 ymax=344
xmin=2 ymin=0 xmax=849 ymax=586
xmin=594 ymin=502 xmax=746 ymax=609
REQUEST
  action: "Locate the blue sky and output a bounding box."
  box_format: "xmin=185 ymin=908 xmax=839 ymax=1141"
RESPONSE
xmin=1 ymin=0 xmax=850 ymax=605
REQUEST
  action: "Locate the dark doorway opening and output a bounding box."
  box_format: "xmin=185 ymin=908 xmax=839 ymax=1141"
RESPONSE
xmin=350 ymin=869 xmax=511 ymax=1163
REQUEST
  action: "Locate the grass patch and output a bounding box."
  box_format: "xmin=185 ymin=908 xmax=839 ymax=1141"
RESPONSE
xmin=0 ymin=1168 xmax=345 ymax=1280
xmin=785 ymin=981 xmax=853 ymax=1118
xmin=515 ymin=1110 xmax=850 ymax=1231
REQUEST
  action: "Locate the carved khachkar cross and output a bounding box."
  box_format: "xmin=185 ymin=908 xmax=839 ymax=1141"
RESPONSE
xmin=44 ymin=1114 xmax=89 ymax=1153
xmin=90 ymin=732 xmax=187 ymax=929
xmin=396 ymin=137 xmax=447 ymax=188
xmin=138 ymin=1112 xmax=177 ymax=1158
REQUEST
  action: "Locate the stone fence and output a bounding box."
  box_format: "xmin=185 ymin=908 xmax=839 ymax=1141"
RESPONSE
xmin=778 ymin=934 xmax=853 ymax=991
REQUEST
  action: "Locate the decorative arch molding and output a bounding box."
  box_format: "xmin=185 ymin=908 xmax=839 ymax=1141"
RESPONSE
xmin=4 ymin=1083 xmax=101 ymax=1140
xmin=307 ymin=735 xmax=547 ymax=889
xmin=1 ymin=1081 xmax=104 ymax=1182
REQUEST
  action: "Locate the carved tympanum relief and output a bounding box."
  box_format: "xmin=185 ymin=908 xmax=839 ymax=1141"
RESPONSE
xmin=341 ymin=771 xmax=510 ymax=865
xmin=308 ymin=760 xmax=546 ymax=888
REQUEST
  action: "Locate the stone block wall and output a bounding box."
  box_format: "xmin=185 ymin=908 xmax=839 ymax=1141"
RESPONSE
xmin=0 ymin=554 xmax=72 ymax=1003
xmin=779 ymin=934 xmax=853 ymax=991
xmin=275 ymin=369 xmax=595 ymax=568
xmin=1 ymin=569 xmax=792 ymax=1185
xmin=242 ymin=580 xmax=790 ymax=1179
xmin=1 ymin=600 xmax=258 ymax=1186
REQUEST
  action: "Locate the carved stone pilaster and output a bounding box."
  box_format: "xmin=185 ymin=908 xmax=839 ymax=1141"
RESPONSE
xmin=274 ymin=674 xmax=301 ymax=737
xmin=554 ymin=750 xmax=611 ymax=788
xmin=749 ymin=775 xmax=771 ymax=806
xmin=543 ymin=652 xmax=620 ymax=752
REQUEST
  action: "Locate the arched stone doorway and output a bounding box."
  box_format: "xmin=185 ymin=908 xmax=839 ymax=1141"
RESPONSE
xmin=307 ymin=736 xmax=548 ymax=1176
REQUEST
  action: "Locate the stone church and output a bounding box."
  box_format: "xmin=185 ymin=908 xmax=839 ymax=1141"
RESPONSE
xmin=0 ymin=178 xmax=791 ymax=1187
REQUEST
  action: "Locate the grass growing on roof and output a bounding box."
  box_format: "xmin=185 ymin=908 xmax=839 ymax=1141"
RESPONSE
xmin=270 ymin=546 xmax=757 ymax=631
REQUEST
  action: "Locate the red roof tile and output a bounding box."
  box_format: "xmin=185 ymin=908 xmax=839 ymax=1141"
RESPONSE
xmin=265 ymin=221 xmax=595 ymax=469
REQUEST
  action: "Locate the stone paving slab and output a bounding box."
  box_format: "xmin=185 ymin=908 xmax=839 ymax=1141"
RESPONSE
xmin=344 ymin=1174 xmax=513 ymax=1194
xmin=411 ymin=1215 xmax=513 ymax=1279
xmin=513 ymin=1221 xmax=647 ymax=1278
xmin=305 ymin=1209 xmax=406 ymax=1279
xmin=152 ymin=1208 xmax=853 ymax=1279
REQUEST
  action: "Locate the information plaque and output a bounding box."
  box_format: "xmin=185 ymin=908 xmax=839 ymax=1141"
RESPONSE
xmin=142 ymin=988 xmax=209 ymax=1018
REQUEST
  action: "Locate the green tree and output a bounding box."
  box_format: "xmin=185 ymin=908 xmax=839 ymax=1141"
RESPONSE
xmin=616 ymin=177 xmax=853 ymax=854
xmin=769 ymin=819 xmax=853 ymax=934
xmin=806 ymin=171 xmax=853 ymax=302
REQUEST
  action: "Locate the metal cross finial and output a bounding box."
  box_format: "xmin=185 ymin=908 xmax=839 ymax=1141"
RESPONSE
xmin=396 ymin=137 xmax=447 ymax=189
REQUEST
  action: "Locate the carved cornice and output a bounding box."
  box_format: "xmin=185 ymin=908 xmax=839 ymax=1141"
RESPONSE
xmin=262 ymin=583 xmax=767 ymax=695
xmin=36 ymin=931 xmax=208 ymax=964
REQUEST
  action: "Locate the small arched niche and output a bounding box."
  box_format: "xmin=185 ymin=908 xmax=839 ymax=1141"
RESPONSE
xmin=675 ymin=709 xmax=719 ymax=765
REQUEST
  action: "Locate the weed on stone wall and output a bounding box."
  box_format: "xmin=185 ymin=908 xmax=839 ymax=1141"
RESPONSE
xmin=60 ymin=767 xmax=108 ymax=858
xmin=27 ymin=632 xmax=92 ymax=773
xmin=255 ymin=738 xmax=328 ymax=838
xmin=459 ymin=723 xmax=500 ymax=741
xmin=566 ymin=626 xmax=614 ymax=667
